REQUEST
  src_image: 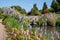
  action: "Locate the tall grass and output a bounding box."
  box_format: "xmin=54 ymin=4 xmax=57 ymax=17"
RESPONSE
xmin=3 ymin=17 xmax=21 ymax=30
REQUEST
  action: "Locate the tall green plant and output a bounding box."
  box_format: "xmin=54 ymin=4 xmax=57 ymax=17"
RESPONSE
xmin=51 ymin=0 xmax=58 ymax=12
xmin=3 ymin=17 xmax=21 ymax=30
xmin=31 ymin=4 xmax=40 ymax=15
xmin=42 ymin=2 xmax=48 ymax=11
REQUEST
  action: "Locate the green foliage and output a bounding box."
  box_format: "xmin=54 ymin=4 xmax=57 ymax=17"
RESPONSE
xmin=31 ymin=4 xmax=40 ymax=15
xmin=0 ymin=13 xmax=3 ymax=19
xmin=45 ymin=13 xmax=56 ymax=26
xmin=57 ymin=5 xmax=60 ymax=11
xmin=33 ymin=4 xmax=38 ymax=10
xmin=21 ymin=9 xmax=26 ymax=14
xmin=51 ymin=0 xmax=58 ymax=12
xmin=51 ymin=0 xmax=60 ymax=12
xmin=6 ymin=27 xmax=50 ymax=40
xmin=31 ymin=8 xmax=40 ymax=15
xmin=39 ymin=10 xmax=42 ymax=13
xmin=56 ymin=17 xmax=60 ymax=24
xmin=56 ymin=27 xmax=60 ymax=33
xmin=23 ymin=18 xmax=30 ymax=30
xmin=11 ymin=6 xmax=22 ymax=11
xmin=56 ymin=0 xmax=60 ymax=12
xmin=11 ymin=6 xmax=26 ymax=14
xmin=39 ymin=17 xmax=46 ymax=26
xmin=3 ymin=17 xmax=30 ymax=30
xmin=0 ymin=8 xmax=3 ymax=19
xmin=42 ymin=2 xmax=48 ymax=11
xmin=48 ymin=8 xmax=54 ymax=12
xmin=3 ymin=17 xmax=21 ymax=30
xmin=24 ymin=18 xmax=30 ymax=24
xmin=0 ymin=8 xmax=2 ymax=13
xmin=56 ymin=0 xmax=60 ymax=4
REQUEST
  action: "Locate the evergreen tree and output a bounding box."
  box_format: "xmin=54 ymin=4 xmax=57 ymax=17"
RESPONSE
xmin=42 ymin=2 xmax=48 ymax=11
xmin=56 ymin=0 xmax=60 ymax=4
xmin=31 ymin=4 xmax=40 ymax=15
xmin=33 ymin=3 xmax=38 ymax=10
xmin=56 ymin=0 xmax=60 ymax=11
xmin=42 ymin=2 xmax=48 ymax=14
xmin=51 ymin=0 xmax=58 ymax=12
xmin=21 ymin=9 xmax=26 ymax=14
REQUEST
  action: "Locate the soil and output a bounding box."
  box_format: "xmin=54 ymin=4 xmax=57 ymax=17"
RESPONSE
xmin=0 ymin=19 xmax=7 ymax=40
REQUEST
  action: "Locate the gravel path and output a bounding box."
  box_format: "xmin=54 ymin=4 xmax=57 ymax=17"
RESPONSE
xmin=0 ymin=19 xmax=7 ymax=40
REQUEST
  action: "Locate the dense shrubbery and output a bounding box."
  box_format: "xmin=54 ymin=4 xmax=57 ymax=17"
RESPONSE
xmin=2 ymin=17 xmax=51 ymax=40
xmin=0 ymin=1 xmax=60 ymax=40
xmin=38 ymin=17 xmax=46 ymax=26
xmin=1 ymin=12 xmax=60 ymax=40
xmin=56 ymin=17 xmax=60 ymax=26
xmin=6 ymin=27 xmax=50 ymax=40
xmin=11 ymin=6 xmax=27 ymax=14
xmin=3 ymin=17 xmax=21 ymax=30
xmin=0 ymin=8 xmax=3 ymax=19
xmin=0 ymin=13 xmax=3 ymax=19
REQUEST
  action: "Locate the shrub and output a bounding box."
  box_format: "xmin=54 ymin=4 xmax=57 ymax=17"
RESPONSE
xmin=38 ymin=17 xmax=46 ymax=26
xmin=0 ymin=13 xmax=3 ymax=19
xmin=56 ymin=11 xmax=60 ymax=14
xmin=56 ymin=17 xmax=60 ymax=25
xmin=45 ymin=13 xmax=56 ymax=26
xmin=23 ymin=18 xmax=30 ymax=30
xmin=48 ymin=8 xmax=54 ymax=12
xmin=3 ymin=17 xmax=21 ymax=30
xmin=43 ymin=9 xmax=50 ymax=14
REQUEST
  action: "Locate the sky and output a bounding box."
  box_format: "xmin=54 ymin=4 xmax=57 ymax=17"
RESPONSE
xmin=0 ymin=0 xmax=52 ymax=12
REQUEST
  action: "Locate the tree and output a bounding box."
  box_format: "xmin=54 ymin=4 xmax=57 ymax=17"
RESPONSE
xmin=56 ymin=0 xmax=60 ymax=4
xmin=51 ymin=0 xmax=60 ymax=12
xmin=56 ymin=0 xmax=60 ymax=11
xmin=21 ymin=9 xmax=26 ymax=14
xmin=48 ymin=8 xmax=54 ymax=12
xmin=11 ymin=6 xmax=26 ymax=14
xmin=51 ymin=0 xmax=58 ymax=12
xmin=11 ymin=6 xmax=22 ymax=11
xmin=42 ymin=2 xmax=48 ymax=14
xmin=33 ymin=3 xmax=38 ymax=10
xmin=30 ymin=4 xmax=40 ymax=15
xmin=42 ymin=2 xmax=48 ymax=11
